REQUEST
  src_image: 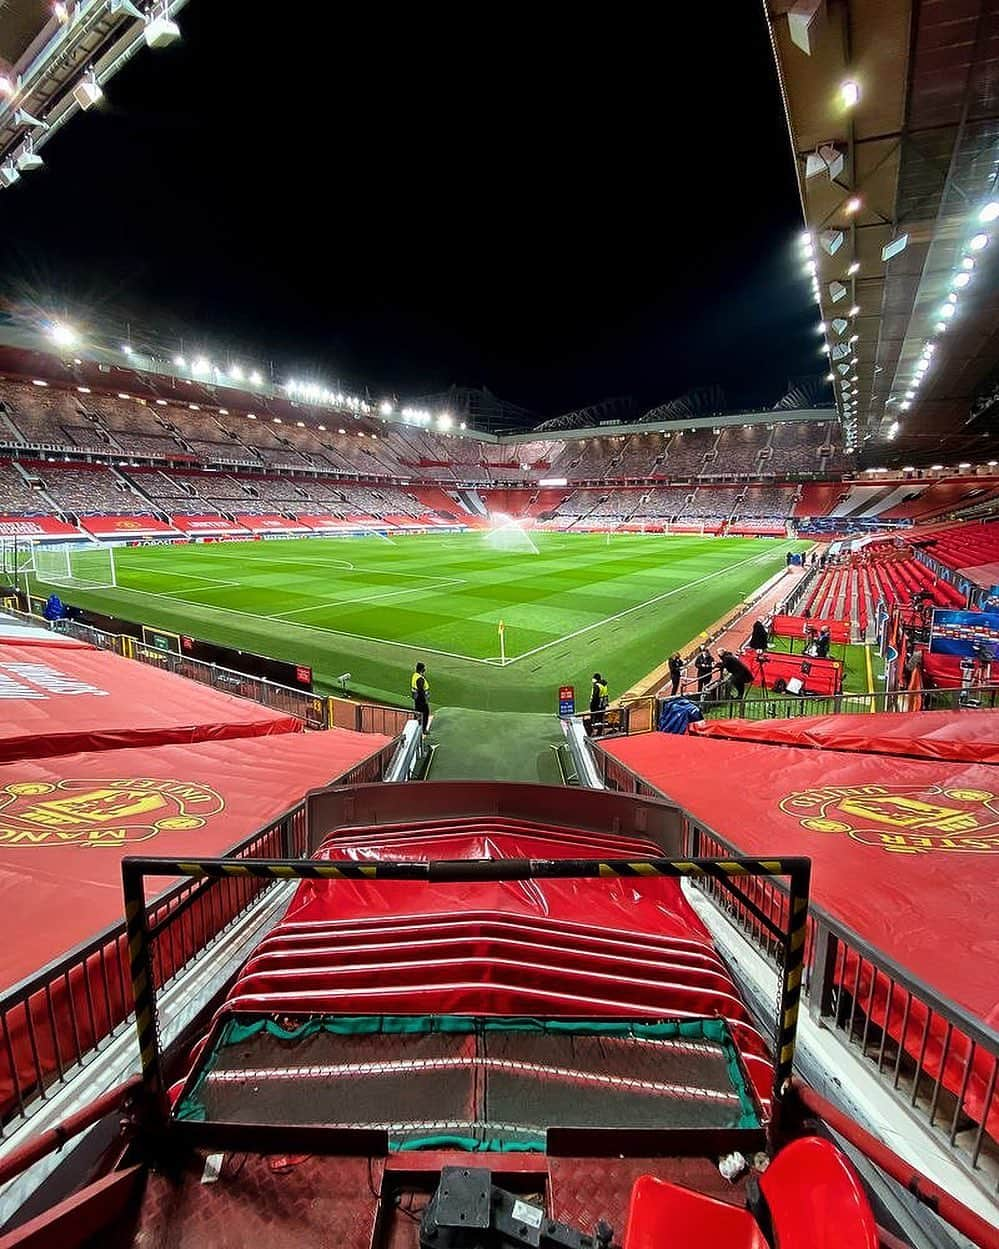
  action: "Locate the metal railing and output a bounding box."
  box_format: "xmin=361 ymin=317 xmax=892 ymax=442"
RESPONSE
xmin=594 ymin=748 xmax=999 ymax=1196
xmin=673 ymin=683 xmax=999 ymax=722
xmin=0 ymin=737 xmax=398 ymax=1138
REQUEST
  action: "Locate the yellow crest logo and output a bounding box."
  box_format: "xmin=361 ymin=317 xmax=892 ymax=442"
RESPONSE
xmin=0 ymin=778 xmax=225 ymax=848
xmin=779 ymin=783 xmax=999 ymax=854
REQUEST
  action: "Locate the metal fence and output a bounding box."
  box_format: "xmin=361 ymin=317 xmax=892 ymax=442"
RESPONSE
xmin=692 ymin=683 xmax=999 ymax=722
xmin=0 ymin=806 xmax=306 ymax=1137
xmin=0 ymin=609 xmax=418 ymax=734
xmin=594 ymin=748 xmax=999 ymax=1196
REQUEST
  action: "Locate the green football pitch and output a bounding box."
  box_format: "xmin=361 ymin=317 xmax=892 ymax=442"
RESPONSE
xmin=33 ymin=532 xmax=808 ymax=712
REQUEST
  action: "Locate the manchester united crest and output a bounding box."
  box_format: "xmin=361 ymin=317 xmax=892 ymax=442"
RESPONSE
xmin=0 ymin=778 xmax=225 ymax=848
xmin=779 ymin=783 xmax=999 ymax=854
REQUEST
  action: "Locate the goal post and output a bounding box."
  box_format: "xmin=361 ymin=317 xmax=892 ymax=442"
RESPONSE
xmin=0 ymin=538 xmax=36 ymax=580
xmin=34 ymin=543 xmax=117 ymax=590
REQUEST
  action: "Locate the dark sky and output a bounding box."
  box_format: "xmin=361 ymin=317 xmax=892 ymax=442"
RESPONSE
xmin=0 ymin=4 xmax=819 ymax=421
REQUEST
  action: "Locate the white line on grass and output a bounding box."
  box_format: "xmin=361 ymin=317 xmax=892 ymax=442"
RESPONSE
xmin=105 ymin=539 xmax=793 ymax=669
xmin=496 ymin=546 xmax=789 ymax=666
xmin=269 ymin=577 xmax=467 ymax=619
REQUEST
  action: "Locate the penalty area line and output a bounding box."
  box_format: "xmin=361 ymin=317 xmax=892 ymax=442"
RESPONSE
xmin=498 ymin=545 xmax=794 ymax=666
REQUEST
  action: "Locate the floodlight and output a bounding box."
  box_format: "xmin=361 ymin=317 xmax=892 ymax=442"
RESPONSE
xmin=847 ymin=261 xmax=860 ymax=275
xmin=0 ymin=76 xmax=14 ymax=98
xmin=961 ymin=257 xmax=974 ymax=270
xmin=935 ymin=322 xmax=946 ymax=332
xmin=49 ymin=323 xmax=78 ymax=347
xmin=379 ymin=401 xmax=393 ymax=415
xmin=249 ymin=370 xmax=262 ymax=385
xmin=979 ymin=202 xmax=999 ymax=224
xmin=825 ymin=373 xmax=834 ymax=382
xmin=844 ymin=196 xmax=861 ymax=215
xmin=881 ymin=234 xmax=908 ymax=261
xmin=144 ymin=13 xmax=181 ymax=48
xmin=72 ymin=70 xmax=103 ymax=110
xmin=121 ymin=342 xmax=134 ymax=355
xmin=174 ymin=355 xmax=186 ymax=368
xmin=229 ymin=364 xmax=243 ymax=381
xmin=839 ymin=80 xmax=860 ymax=108
xmin=817 ymin=322 xmax=826 ymax=333
xmin=799 ymin=231 xmax=812 ymax=247
xmin=953 ymin=271 xmax=971 ymax=288
xmin=958 ymin=462 xmax=971 ymax=469
xmin=848 ymin=305 xmax=860 ymax=317
xmin=15 ymin=146 xmax=43 ymax=172
xmin=940 ymin=304 xmax=956 ymax=318
xmin=191 ymin=357 xmax=210 ymax=374
xmin=969 ymin=233 xmax=989 ymax=251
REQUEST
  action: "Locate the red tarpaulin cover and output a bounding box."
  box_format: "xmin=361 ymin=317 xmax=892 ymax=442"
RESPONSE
xmin=0 ymin=516 xmax=82 ymax=538
xmin=171 ymin=515 xmax=249 ymax=534
xmin=742 ymin=649 xmax=842 ymax=697
xmin=599 ymin=732 xmax=999 ymax=1131
xmin=0 ymin=643 xmax=303 ymax=762
xmin=771 ymin=614 xmax=851 ymax=643
xmin=235 ymin=514 xmax=312 ymax=532
xmin=692 ymin=710 xmax=999 ymax=764
xmin=0 ymin=728 xmax=391 ymax=1116
xmin=80 ymin=515 xmax=177 ymax=537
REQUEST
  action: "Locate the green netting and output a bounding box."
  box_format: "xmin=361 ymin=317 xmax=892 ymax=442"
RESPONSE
xmin=174 ymin=1014 xmax=761 ymax=1136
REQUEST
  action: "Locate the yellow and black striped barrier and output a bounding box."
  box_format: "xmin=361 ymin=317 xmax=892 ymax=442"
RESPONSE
xmin=121 ymin=853 xmax=810 ymax=1122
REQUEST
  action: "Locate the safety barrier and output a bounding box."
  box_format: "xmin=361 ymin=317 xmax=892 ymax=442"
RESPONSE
xmin=692 ymin=683 xmax=999 ymax=721
xmin=120 ymin=837 xmax=810 ymax=1134
xmin=0 ymin=610 xmax=410 ymax=735
xmin=0 ymin=738 xmax=399 ymax=1138
xmin=594 ymin=748 xmax=999 ymax=1197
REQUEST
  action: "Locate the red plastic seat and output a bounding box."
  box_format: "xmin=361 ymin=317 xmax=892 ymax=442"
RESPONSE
xmin=760 ymin=1136 xmax=877 ymax=1249
xmin=623 ymin=1176 xmax=766 ymax=1249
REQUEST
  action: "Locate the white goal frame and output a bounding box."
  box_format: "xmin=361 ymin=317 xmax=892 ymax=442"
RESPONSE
xmin=34 ymin=543 xmax=118 ymax=590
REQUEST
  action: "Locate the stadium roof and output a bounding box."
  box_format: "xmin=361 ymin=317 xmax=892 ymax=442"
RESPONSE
xmin=766 ymin=0 xmax=999 ymax=466
xmin=0 ymin=1 xmax=188 ymax=181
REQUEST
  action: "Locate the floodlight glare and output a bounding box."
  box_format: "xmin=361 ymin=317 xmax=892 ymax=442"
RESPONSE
xmin=940 ymin=304 xmax=956 ymax=319
xmin=847 ymin=261 xmax=859 ymax=275
xmin=953 ymin=271 xmax=971 ymax=288
xmin=229 ymin=364 xmax=243 ymax=381
xmin=844 ymin=197 xmax=862 ymax=215
xmin=174 ymin=355 xmax=186 ymax=368
xmin=379 ymin=401 xmax=393 ymax=415
xmin=979 ymin=202 xmax=999 ymax=224
xmin=961 ymin=257 xmax=975 ymax=270
xmin=121 ymin=343 xmax=133 ymax=356
xmin=191 ymin=357 xmax=210 ymax=374
xmin=848 ymin=305 xmax=860 ymax=316
xmin=49 ymin=323 xmax=78 ymax=347
xmin=935 ymin=322 xmax=947 ymax=332
xmin=839 ymin=80 xmax=860 ymax=108
xmin=249 ymin=370 xmax=262 ymax=386
xmin=969 ymin=233 xmax=989 ymax=251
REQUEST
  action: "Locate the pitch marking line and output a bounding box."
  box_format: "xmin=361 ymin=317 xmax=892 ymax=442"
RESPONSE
xmin=491 ymin=546 xmax=790 ymax=667
xmin=269 ymin=576 xmax=467 ymax=619
xmin=100 ymin=540 xmax=795 ymax=669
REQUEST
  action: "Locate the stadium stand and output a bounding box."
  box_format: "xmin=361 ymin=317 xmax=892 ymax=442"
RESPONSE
xmin=684 ymin=487 xmax=742 ymax=520
xmin=915 ymin=521 xmax=999 ymax=581
xmin=0 ymin=460 xmax=55 ymax=512
xmin=662 ymin=428 xmax=716 ymax=477
xmin=35 ymin=462 xmax=146 ymax=516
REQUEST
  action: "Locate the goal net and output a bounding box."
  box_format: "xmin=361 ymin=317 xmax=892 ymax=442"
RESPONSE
xmin=34 ymin=544 xmax=117 ymax=590
xmin=0 ymin=539 xmax=36 ymax=579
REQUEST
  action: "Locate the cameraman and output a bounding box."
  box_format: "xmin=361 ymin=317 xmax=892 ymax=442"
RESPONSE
xmin=718 ymin=650 xmax=754 ymax=700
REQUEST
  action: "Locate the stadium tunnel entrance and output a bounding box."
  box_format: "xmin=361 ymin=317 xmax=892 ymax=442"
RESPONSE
xmin=420 ymin=708 xmax=570 ymax=784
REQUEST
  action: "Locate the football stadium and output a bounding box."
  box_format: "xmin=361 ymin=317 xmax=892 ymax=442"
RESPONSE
xmin=0 ymin=2 xmax=998 ymax=1247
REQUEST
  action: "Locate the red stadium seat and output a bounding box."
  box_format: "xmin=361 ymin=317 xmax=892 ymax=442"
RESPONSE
xmin=623 ymin=1176 xmax=766 ymax=1249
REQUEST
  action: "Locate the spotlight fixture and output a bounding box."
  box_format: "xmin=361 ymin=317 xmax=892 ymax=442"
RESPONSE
xmin=839 ymin=80 xmax=860 ymax=108
xmin=848 ymin=305 xmax=860 ymax=317
xmin=940 ymin=304 xmax=956 ymax=318
xmin=174 ymin=355 xmax=186 ymax=368
xmin=72 ymin=69 xmax=103 ymax=110
xmin=953 ymin=271 xmax=971 ymax=288
xmin=979 ymin=202 xmax=999 ymax=224
xmin=969 ymin=233 xmax=989 ymax=251
xmin=847 ymin=261 xmax=860 ymax=275
xmin=960 ymin=257 xmax=975 ymax=270
xmin=844 ymin=197 xmax=862 ymax=215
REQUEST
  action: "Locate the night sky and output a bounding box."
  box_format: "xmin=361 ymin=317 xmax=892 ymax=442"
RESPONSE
xmin=0 ymin=4 xmax=820 ymax=422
